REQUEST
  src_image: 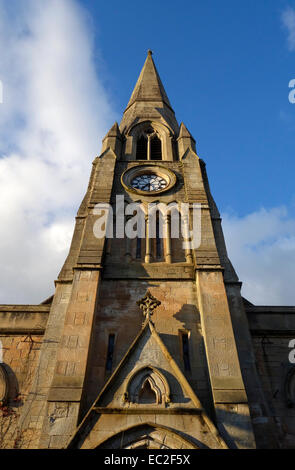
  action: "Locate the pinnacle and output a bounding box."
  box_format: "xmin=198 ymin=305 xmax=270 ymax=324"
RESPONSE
xmin=104 ymin=122 xmax=121 ymax=139
xmin=179 ymin=122 xmax=195 ymax=140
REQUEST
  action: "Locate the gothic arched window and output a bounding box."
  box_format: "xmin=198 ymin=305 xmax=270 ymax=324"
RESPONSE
xmin=135 ymin=128 xmax=162 ymax=160
xmin=124 ymin=366 xmax=171 ymax=405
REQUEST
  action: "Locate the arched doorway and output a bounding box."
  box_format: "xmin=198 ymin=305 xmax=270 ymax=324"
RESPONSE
xmin=96 ymin=423 xmax=198 ymax=449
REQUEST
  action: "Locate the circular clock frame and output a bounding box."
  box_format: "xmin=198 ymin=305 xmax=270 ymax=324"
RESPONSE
xmin=121 ymin=165 xmax=177 ymax=196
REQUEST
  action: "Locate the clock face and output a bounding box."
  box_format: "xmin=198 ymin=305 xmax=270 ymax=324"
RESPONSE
xmin=131 ymin=174 xmax=168 ymax=192
xmin=121 ymin=165 xmax=176 ymax=196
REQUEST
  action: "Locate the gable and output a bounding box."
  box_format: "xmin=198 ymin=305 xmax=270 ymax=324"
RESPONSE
xmin=96 ymin=322 xmax=198 ymax=410
xmin=67 ymin=320 xmax=227 ymax=449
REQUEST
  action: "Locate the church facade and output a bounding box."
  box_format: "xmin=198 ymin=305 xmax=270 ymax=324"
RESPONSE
xmin=0 ymin=51 xmax=295 ymax=449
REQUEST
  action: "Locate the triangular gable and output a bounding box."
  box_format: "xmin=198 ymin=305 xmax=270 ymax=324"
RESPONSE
xmin=67 ymin=320 xmax=227 ymax=449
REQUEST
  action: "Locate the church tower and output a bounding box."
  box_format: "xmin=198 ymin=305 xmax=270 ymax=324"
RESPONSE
xmin=12 ymin=51 xmax=281 ymax=449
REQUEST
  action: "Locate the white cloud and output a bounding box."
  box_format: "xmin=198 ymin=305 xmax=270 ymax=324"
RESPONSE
xmin=282 ymin=6 xmax=295 ymax=51
xmin=222 ymin=206 xmax=295 ymax=305
xmin=0 ymin=0 xmax=117 ymax=303
xmin=0 ymin=1 xmax=293 ymax=310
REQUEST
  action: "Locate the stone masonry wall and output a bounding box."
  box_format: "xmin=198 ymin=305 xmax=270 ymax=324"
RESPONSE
xmin=0 ymin=333 xmax=43 ymax=448
xmin=80 ymin=279 xmax=213 ymax=420
xmin=252 ymin=335 xmax=295 ymax=448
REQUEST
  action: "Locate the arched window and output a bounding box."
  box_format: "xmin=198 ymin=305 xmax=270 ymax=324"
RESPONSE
xmin=135 ymin=128 xmax=162 ymax=160
xmin=124 ymin=366 xmax=171 ymax=405
xmin=150 ymin=135 xmax=162 ymax=160
xmin=136 ymin=135 xmax=148 ymax=160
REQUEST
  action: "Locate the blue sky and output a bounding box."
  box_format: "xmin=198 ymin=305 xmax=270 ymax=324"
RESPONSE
xmin=82 ymin=0 xmax=295 ymax=216
xmin=0 ymin=0 xmax=294 ymax=305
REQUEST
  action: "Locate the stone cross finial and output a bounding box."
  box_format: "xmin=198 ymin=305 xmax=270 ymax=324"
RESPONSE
xmin=137 ymin=291 xmax=161 ymax=321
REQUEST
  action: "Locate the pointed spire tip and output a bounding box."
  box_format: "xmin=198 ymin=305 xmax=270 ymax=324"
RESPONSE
xmin=147 ymin=49 xmax=153 ymax=56
xmin=124 ymin=49 xmax=174 ymax=114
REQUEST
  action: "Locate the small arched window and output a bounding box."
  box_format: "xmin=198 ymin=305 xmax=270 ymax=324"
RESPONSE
xmin=136 ymin=135 xmax=148 ymax=160
xmin=124 ymin=366 xmax=171 ymax=405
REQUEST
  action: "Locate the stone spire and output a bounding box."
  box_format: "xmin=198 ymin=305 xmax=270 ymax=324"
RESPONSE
xmin=125 ymin=50 xmax=173 ymax=113
xmin=120 ymin=50 xmax=179 ymax=134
